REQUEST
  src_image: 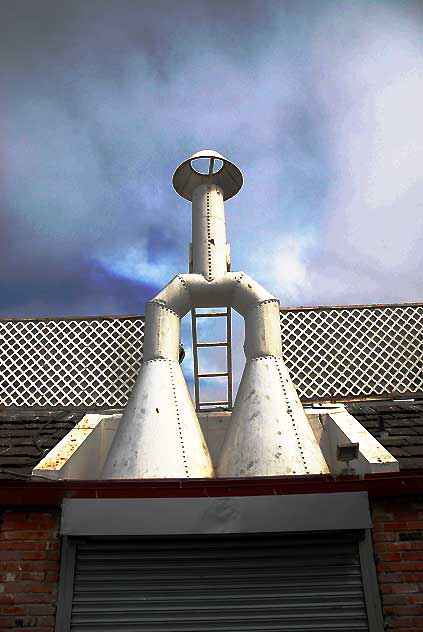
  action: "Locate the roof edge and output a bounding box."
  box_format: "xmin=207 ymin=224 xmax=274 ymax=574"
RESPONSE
xmin=1 ymin=471 xmax=423 ymax=506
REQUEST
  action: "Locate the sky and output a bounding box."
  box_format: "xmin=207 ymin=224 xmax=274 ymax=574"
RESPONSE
xmin=0 ymin=0 xmax=422 ymax=398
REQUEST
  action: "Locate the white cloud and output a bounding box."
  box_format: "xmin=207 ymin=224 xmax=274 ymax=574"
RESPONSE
xmin=99 ymin=244 xmax=178 ymax=287
xmin=305 ymin=2 xmax=423 ymax=305
xmin=248 ymin=232 xmax=316 ymax=304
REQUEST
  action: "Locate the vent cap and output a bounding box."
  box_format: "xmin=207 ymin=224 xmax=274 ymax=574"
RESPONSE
xmin=173 ymin=150 xmax=243 ymax=201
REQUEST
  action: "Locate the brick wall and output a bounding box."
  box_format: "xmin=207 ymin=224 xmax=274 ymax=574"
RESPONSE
xmin=372 ymin=496 xmax=423 ymax=631
xmin=0 ymin=509 xmax=60 ymax=632
xmin=2 ymin=498 xmax=423 ymax=631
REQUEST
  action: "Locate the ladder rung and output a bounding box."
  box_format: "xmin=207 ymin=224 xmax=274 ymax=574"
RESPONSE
xmin=198 ymin=371 xmax=229 ymax=378
xmin=191 ymin=305 xmax=232 ymax=412
xmin=195 ymin=311 xmax=227 ymax=318
xmin=198 ymin=401 xmax=229 ymax=407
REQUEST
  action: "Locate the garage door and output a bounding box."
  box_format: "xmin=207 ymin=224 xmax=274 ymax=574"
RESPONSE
xmin=63 ymin=530 xmax=370 ymax=631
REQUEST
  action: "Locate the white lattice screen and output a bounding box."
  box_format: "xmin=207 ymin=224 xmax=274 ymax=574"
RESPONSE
xmin=281 ymin=304 xmax=422 ymax=402
xmin=0 ymin=316 xmax=144 ymax=408
xmin=0 ymin=304 xmax=421 ymax=408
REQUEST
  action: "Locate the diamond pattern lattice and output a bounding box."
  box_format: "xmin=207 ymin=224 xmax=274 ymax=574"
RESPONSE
xmin=0 ymin=316 xmax=144 ymax=409
xmin=280 ymin=304 xmax=422 ymax=402
xmin=0 ymin=304 xmax=421 ymax=409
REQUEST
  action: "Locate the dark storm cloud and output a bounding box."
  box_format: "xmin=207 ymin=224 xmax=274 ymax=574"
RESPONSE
xmin=0 ymin=0 xmax=421 ymax=323
xmin=0 ymin=255 xmax=156 ymax=319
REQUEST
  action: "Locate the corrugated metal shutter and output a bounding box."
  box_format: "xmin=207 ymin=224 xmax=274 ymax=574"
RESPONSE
xmin=70 ymin=531 xmax=369 ymax=631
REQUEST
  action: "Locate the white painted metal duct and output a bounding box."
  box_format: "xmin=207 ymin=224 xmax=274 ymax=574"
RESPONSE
xmin=102 ymin=150 xmax=329 ymax=479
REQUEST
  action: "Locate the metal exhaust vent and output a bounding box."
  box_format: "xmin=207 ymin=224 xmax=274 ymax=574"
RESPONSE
xmin=102 ymin=151 xmax=328 ymax=479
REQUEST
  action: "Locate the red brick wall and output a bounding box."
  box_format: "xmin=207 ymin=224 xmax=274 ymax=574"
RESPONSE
xmin=0 ymin=510 xmax=60 ymax=632
xmin=372 ymin=496 xmax=423 ymax=631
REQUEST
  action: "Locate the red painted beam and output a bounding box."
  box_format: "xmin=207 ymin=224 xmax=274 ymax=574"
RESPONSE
xmin=1 ymin=471 xmax=423 ymax=506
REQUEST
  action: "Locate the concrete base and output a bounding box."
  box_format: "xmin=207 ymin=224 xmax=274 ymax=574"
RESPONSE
xmin=33 ymin=404 xmax=398 ymax=480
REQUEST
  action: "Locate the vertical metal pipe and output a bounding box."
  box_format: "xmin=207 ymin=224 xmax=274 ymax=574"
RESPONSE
xmin=142 ymin=301 xmax=180 ymax=362
xmin=191 ymin=183 xmax=227 ymax=279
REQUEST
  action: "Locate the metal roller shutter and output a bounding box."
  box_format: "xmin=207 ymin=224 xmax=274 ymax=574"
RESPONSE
xmin=69 ymin=531 xmax=369 ymax=631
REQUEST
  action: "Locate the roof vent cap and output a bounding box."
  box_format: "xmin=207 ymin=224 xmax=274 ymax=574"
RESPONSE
xmin=173 ymin=149 xmax=243 ymax=201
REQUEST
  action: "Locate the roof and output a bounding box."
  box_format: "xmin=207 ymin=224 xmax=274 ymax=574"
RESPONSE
xmin=0 ymin=401 xmax=422 ymax=479
xmin=345 ymin=400 xmax=423 ymax=470
xmin=0 ymin=411 xmax=83 ymax=479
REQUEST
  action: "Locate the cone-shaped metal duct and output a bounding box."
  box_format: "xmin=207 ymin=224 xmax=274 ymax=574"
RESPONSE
xmin=217 ymin=357 xmax=329 ymax=477
xmin=102 ymin=359 xmax=214 ymax=479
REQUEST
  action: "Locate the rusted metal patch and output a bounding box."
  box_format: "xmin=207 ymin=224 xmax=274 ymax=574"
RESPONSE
xmin=33 ymin=414 xmax=104 ymax=473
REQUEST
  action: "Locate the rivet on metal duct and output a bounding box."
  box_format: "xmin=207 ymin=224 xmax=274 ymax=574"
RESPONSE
xmin=101 ymin=358 xmax=214 ymax=479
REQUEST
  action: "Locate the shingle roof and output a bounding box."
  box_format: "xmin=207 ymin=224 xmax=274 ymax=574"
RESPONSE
xmin=345 ymin=400 xmax=423 ymax=470
xmin=0 ymin=411 xmax=83 ymax=479
xmin=0 ymin=400 xmax=422 ymax=479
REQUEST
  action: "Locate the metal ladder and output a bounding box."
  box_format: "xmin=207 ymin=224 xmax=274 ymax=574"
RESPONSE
xmin=191 ymin=307 xmax=233 ymax=412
